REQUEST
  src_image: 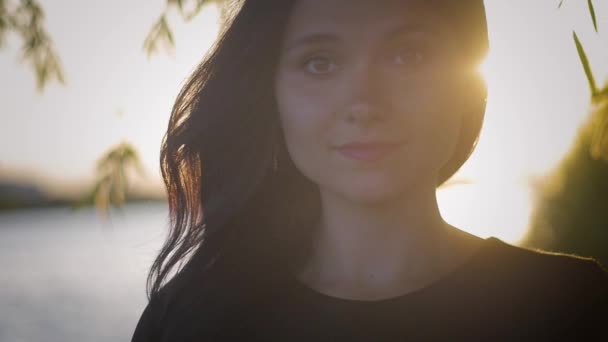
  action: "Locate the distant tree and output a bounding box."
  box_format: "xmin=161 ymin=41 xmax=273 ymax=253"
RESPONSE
xmin=525 ymin=98 xmax=608 ymax=266
xmin=524 ymin=0 xmax=608 ymax=266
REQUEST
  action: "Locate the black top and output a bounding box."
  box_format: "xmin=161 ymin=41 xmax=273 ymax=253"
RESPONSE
xmin=132 ymin=237 xmax=608 ymax=341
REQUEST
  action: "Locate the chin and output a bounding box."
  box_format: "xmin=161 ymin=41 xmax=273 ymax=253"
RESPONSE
xmin=334 ymin=178 xmax=410 ymax=206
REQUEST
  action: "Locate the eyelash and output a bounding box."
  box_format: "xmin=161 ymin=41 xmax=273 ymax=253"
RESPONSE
xmin=299 ymin=45 xmax=431 ymax=76
xmin=391 ymin=47 xmax=430 ymax=65
xmin=301 ymin=55 xmax=338 ymax=76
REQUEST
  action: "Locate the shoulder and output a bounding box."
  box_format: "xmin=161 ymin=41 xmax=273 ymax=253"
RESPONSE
xmin=131 ymin=271 xmax=192 ymax=342
xmin=131 ymin=259 xmax=267 ymax=341
xmin=484 ymin=237 xmax=608 ymax=289
xmin=131 ymin=265 xmax=233 ymax=342
xmin=477 ymin=237 xmax=608 ymax=300
xmin=479 ymin=238 xmax=608 ymax=337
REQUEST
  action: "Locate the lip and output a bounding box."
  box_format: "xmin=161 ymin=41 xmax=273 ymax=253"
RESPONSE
xmin=334 ymin=142 xmax=403 ymax=161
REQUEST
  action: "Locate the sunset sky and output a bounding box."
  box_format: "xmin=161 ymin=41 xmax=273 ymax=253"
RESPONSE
xmin=1 ymin=0 xmax=607 ymax=242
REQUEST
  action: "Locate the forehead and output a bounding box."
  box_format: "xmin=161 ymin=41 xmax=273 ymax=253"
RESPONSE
xmin=285 ymin=0 xmax=443 ymax=37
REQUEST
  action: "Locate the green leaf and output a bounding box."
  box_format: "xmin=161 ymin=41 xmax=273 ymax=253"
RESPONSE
xmin=36 ymin=56 xmax=48 ymax=89
xmin=573 ymin=31 xmax=598 ymax=97
xmin=0 ymin=0 xmax=7 ymax=48
xmin=72 ymin=179 xmax=103 ymax=210
xmin=168 ymin=0 xmax=209 ymax=21
xmin=160 ymin=16 xmax=174 ymax=46
xmin=184 ymin=0 xmax=207 ymax=21
xmin=588 ymin=0 xmax=598 ymax=32
xmin=175 ymin=0 xmax=185 ymax=12
xmin=6 ymin=0 xmax=66 ymax=91
xmin=558 ymin=0 xmax=565 ymax=8
xmin=589 ymin=101 xmax=608 ymax=161
xmin=143 ymin=14 xmax=176 ymax=56
xmin=171 ymin=0 xmax=187 ymax=18
xmin=79 ymin=142 xmax=146 ymax=214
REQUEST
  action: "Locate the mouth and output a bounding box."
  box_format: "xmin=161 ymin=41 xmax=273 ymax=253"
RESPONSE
xmin=333 ymin=141 xmax=403 ymax=162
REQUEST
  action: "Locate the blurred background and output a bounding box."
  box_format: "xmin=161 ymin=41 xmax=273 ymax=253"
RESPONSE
xmin=1 ymin=0 xmax=607 ymax=341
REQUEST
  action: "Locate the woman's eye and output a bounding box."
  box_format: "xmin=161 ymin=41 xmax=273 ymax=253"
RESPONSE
xmin=391 ymin=49 xmax=427 ymax=66
xmin=304 ymin=56 xmax=338 ymax=75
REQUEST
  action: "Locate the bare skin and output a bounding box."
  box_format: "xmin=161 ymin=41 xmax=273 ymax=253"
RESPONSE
xmin=299 ymin=182 xmax=484 ymax=301
xmin=275 ymin=0 xmax=485 ymax=301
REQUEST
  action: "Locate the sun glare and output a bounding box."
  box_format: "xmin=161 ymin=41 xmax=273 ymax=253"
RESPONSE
xmin=437 ymin=0 xmax=604 ymax=245
xmin=436 ymin=51 xmax=535 ymax=244
xmin=477 ymin=56 xmax=491 ymax=85
xmin=437 ymin=182 xmax=533 ymax=244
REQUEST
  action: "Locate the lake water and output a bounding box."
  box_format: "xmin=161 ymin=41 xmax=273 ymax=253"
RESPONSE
xmin=0 ymin=202 xmax=168 ymax=342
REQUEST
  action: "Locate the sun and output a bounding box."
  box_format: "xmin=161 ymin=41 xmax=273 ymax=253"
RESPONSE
xmin=435 ymin=53 xmax=532 ymax=245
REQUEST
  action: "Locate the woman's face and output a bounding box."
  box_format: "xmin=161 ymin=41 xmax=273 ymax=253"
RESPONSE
xmin=275 ymin=0 xmax=466 ymax=204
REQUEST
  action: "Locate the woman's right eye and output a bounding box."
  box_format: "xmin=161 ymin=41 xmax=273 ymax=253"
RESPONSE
xmin=303 ymin=56 xmax=338 ymax=75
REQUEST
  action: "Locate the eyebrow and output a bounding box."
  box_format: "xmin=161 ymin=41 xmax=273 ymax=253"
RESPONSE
xmin=284 ymin=33 xmax=340 ymax=52
xmin=284 ymin=23 xmax=438 ymax=52
xmin=386 ymin=22 xmax=439 ymax=39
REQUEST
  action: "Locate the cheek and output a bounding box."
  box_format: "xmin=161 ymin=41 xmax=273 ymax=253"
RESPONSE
xmin=277 ymin=82 xmax=326 ymax=130
xmin=275 ymin=75 xmax=336 ymax=170
xmin=389 ymin=78 xmax=463 ymax=165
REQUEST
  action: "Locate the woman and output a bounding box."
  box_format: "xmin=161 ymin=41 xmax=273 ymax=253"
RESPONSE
xmin=132 ymin=0 xmax=608 ymax=340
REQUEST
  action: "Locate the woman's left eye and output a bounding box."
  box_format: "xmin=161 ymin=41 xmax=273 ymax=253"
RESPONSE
xmin=390 ymin=48 xmax=428 ymax=66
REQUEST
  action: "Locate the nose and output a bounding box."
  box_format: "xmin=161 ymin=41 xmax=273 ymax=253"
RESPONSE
xmin=344 ymin=103 xmax=378 ymax=125
xmin=341 ymin=60 xmax=384 ymax=126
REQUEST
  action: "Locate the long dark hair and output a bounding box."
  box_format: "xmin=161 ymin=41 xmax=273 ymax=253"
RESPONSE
xmin=147 ymin=0 xmax=489 ymax=300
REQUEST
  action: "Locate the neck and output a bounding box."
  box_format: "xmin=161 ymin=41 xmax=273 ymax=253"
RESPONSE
xmin=297 ymin=180 xmax=477 ymax=300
